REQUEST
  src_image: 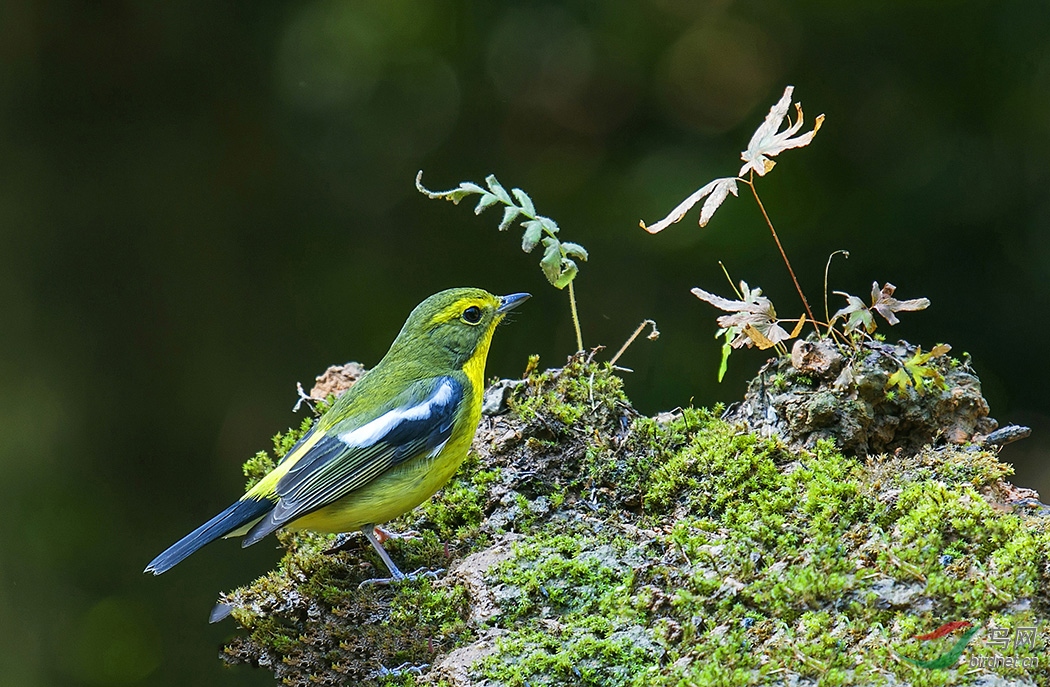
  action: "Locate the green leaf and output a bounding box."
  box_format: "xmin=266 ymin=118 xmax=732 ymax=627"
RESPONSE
xmin=521 ymin=220 xmax=544 ymax=253
xmin=718 ymin=329 xmax=736 ymax=382
xmin=561 ymin=241 xmax=588 ymax=261
xmin=887 ymin=345 xmax=951 ymax=394
xmin=848 ymin=308 xmax=875 ymax=334
xmin=540 ymin=217 xmax=560 ymax=235
xmin=485 ymin=174 xmax=512 ymax=204
xmin=498 ymin=206 xmax=521 ymax=232
xmin=415 ymin=171 xmax=485 ymax=204
xmin=553 ymin=258 xmax=578 ymax=289
xmin=512 ymin=189 xmax=536 ymax=216
xmin=540 ymin=237 xmax=562 ymax=284
xmin=887 ymin=368 xmax=911 ymax=392
xmin=474 ymin=193 xmax=500 ymax=215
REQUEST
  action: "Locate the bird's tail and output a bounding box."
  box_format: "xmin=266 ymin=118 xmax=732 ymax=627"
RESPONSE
xmin=144 ymin=497 xmax=274 ymax=575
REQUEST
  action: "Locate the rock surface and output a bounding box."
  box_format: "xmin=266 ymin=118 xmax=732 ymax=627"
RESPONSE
xmin=724 ymin=339 xmax=997 ymax=455
xmin=215 ymin=352 xmax=1050 ymax=686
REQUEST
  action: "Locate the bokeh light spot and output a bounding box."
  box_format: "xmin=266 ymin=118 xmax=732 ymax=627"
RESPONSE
xmin=657 ymin=18 xmax=782 ymax=133
xmin=63 ymin=597 xmax=161 ymax=685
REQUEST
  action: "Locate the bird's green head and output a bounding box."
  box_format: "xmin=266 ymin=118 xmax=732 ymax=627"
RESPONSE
xmin=386 ymin=287 xmax=530 ymax=376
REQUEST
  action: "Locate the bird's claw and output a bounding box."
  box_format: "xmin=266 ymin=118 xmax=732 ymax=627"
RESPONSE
xmin=357 ymin=567 xmax=445 ymax=589
xmin=375 ymin=661 xmax=429 ymax=677
xmin=373 ymin=526 xmax=422 ymax=543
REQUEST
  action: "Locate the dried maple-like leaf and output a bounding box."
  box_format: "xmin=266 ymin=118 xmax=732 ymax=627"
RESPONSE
xmin=870 ymin=282 xmax=930 ymax=326
xmin=739 ymin=86 xmax=825 ymax=178
xmin=692 ymin=282 xmax=795 ymax=350
xmin=640 ymin=177 xmax=738 ymax=234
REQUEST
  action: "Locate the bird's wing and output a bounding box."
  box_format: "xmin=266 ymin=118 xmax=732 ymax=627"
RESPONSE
xmin=241 ymin=375 xmax=462 ymax=545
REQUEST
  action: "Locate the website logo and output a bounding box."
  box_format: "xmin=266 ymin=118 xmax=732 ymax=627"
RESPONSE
xmin=899 ymin=620 xmax=1043 ymax=671
xmin=899 ymin=621 xmax=980 ymax=670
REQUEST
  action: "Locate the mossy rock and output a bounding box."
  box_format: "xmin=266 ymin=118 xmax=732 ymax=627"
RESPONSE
xmin=724 ymin=339 xmax=998 ymax=455
xmin=215 ymin=353 xmax=1050 ymax=686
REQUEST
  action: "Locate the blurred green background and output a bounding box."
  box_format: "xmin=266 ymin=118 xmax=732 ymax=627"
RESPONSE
xmin=3 ymin=0 xmax=1049 ymax=685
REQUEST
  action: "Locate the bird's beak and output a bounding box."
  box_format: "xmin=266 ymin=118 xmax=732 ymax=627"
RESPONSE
xmin=497 ymin=292 xmax=531 ymax=313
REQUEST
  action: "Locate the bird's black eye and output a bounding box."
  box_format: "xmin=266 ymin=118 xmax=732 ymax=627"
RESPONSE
xmin=462 ymin=306 xmax=483 ymax=324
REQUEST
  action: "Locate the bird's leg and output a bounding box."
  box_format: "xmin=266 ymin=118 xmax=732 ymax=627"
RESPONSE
xmin=321 ymin=526 xmax=421 ymax=557
xmin=361 ymin=525 xmax=406 ymax=582
xmin=372 ymin=525 xmax=422 ymax=543
xmin=358 ymin=524 xmax=444 ymax=588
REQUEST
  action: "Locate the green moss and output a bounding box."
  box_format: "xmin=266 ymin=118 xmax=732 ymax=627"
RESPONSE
xmin=219 ymin=356 xmax=1050 ymax=686
xmin=241 ymin=450 xmax=275 ymax=490
xmin=389 ymin=577 xmax=471 ymax=649
xmin=511 ymin=357 xmax=628 ymax=429
xmin=480 ymin=527 xmax=658 ymax=686
xmin=479 ymin=363 xmax=1050 ymax=685
xmin=418 ymin=452 xmax=501 ymax=549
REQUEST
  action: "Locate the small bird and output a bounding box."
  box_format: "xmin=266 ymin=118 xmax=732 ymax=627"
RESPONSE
xmin=145 ymin=287 xmax=529 ymax=585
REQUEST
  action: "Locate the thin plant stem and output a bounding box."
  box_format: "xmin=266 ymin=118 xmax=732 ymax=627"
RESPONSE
xmin=743 ymin=174 xmax=817 ymax=328
xmin=823 ymin=250 xmax=849 ymax=337
xmin=568 ymin=281 xmax=584 ymax=352
xmin=718 ymin=261 xmax=745 ymax=299
xmin=609 ymin=319 xmax=660 ymax=367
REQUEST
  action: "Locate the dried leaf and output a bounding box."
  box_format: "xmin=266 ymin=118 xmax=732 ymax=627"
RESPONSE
xmin=739 ymin=86 xmax=825 ymax=178
xmin=692 ymin=282 xmax=796 ymax=349
xmin=640 ymin=177 xmax=738 ymax=234
xmin=743 ymin=324 xmax=777 ymax=350
xmin=870 ymin=282 xmax=931 ymax=326
xmin=699 ymin=178 xmax=739 ymax=227
xmin=928 ymin=343 xmax=952 ymax=358
xmin=691 ymin=284 xmax=762 ymax=314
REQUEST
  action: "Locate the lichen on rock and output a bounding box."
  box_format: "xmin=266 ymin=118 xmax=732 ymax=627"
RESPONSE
xmin=724 ymin=338 xmax=999 ymax=455
xmin=215 ymin=351 xmax=1050 ymax=686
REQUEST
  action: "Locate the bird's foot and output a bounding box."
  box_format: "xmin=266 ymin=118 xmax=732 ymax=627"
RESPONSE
xmin=372 ymin=526 xmax=422 ymax=544
xmin=357 ymin=566 xmax=445 ymax=589
xmin=323 ymin=528 xmax=422 ymax=555
xmin=375 ymin=662 xmax=429 ymax=677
